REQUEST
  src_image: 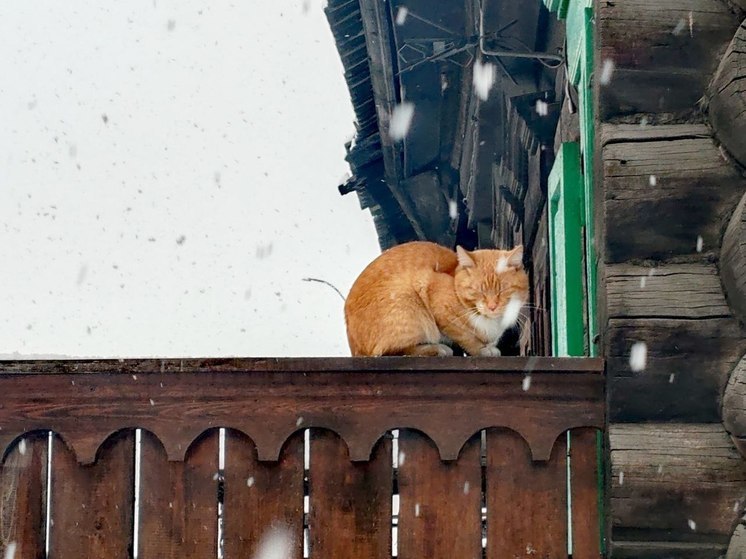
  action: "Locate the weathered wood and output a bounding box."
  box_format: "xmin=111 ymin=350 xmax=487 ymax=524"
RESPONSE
xmin=723 ymin=355 xmax=746 ymax=457
xmin=0 ymin=435 xmax=47 ymax=559
xmin=309 ymin=430 xmax=391 ymax=558
xmin=222 ymin=430 xmax=304 ymax=559
xmin=598 ymin=0 xmax=740 ymax=118
xmin=601 ymin=123 xmax=711 ymax=146
xmin=726 ymin=513 xmax=746 ymax=559
xmin=722 ymin=191 xmax=746 ymax=325
xmin=706 ymin=21 xmax=746 ymax=168
xmin=48 ymin=431 xmax=134 ymax=559
xmin=138 ymin=430 xmax=218 ymax=559
xmin=485 ymin=428 xmax=567 ymax=558
xmin=610 ymin=423 xmax=746 ymax=556
xmin=0 ymin=358 xmax=605 ymax=465
xmin=603 ymin=129 xmax=744 ymax=262
xmin=571 ymin=428 xmax=602 ymax=559
xmin=608 ymin=317 xmax=744 ymax=422
xmin=397 ymin=430 xmax=481 ymax=558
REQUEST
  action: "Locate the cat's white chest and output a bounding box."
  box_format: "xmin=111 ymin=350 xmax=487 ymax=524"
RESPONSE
xmin=469 ymin=314 xmax=506 ymax=343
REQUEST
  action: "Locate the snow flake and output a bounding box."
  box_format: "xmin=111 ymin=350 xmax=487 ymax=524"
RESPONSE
xmin=687 ymin=519 xmax=697 ymax=531
xmin=463 ymin=481 xmax=470 ymax=494
xmin=389 ymin=102 xmax=415 ymax=141
xmin=4 ymin=541 xmax=17 ymax=559
xmin=252 ymin=527 xmax=294 ymax=559
xmin=535 ymin=100 xmax=548 ymax=116
xmin=448 ymin=200 xmax=458 ymax=220
xmin=696 ymin=235 xmax=703 ymax=253
xmin=629 ymin=342 xmax=647 ymax=372
xmin=247 ymin=476 xmax=255 ymax=487
xmin=472 ymin=60 xmax=496 ymax=101
xmin=398 ymin=451 xmax=406 ymax=466
xmin=395 ymin=7 xmax=408 ymax=25
xmin=522 ymin=374 xmax=532 ymax=392
xmin=649 ymin=175 xmax=657 ymax=186
xmin=296 ymin=417 xmax=304 ymax=427
xmin=149 ymin=399 xmax=155 ymax=406
xmin=618 ymin=471 xmax=624 ymax=485
xmin=18 ymin=439 xmax=26 ymax=456
xmin=669 ymin=373 xmax=675 ymax=384
xmin=415 ymin=503 xmax=420 ymax=517
xmin=599 ymin=59 xmax=615 ymax=85
xmin=672 ymin=19 xmax=686 ymax=35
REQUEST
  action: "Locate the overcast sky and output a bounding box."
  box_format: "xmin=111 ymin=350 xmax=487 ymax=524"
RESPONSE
xmin=0 ymin=0 xmax=380 ymax=358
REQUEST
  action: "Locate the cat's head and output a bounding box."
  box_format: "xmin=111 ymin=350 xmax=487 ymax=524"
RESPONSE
xmin=453 ymin=245 xmax=529 ymax=323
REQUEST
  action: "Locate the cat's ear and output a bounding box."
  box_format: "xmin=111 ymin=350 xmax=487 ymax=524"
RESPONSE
xmin=507 ymin=245 xmax=524 ymax=269
xmin=456 ymin=246 xmax=475 ymax=268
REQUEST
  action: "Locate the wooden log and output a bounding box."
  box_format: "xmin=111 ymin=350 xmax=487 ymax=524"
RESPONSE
xmin=722 ymin=191 xmax=746 ymax=325
xmin=705 ymin=21 xmax=746 ymax=168
xmin=397 ymin=430 xmax=481 ymax=558
xmin=0 ymin=434 xmax=47 ymax=559
xmin=606 ymin=262 xmax=745 ymax=421
xmin=726 ymin=512 xmax=746 ymax=559
xmin=602 ymin=124 xmax=744 ymax=262
xmin=48 ymin=431 xmax=134 ymax=559
xmin=610 ymin=423 xmax=746 ymax=558
xmin=571 ymin=428 xmax=602 ymax=559
xmin=222 ymin=430 xmax=304 ymax=559
xmin=309 ymin=430 xmax=391 ymax=559
xmin=723 ymin=355 xmax=746 ymax=458
xmin=598 ymin=0 xmax=740 ymax=118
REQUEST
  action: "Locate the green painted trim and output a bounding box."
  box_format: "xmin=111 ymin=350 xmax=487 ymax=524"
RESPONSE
xmin=548 ymin=142 xmax=585 ymax=357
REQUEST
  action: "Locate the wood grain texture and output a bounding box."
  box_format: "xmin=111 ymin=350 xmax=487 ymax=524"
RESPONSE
xmin=723 ymin=355 xmax=746 ymax=457
xmin=603 ymin=131 xmax=744 ymax=262
xmin=485 ymin=428 xmax=567 ymax=559
xmin=571 ymin=428 xmax=602 ymax=559
xmin=726 ymin=512 xmax=746 ymax=559
xmin=48 ymin=431 xmax=134 ymax=559
xmin=309 ymin=430 xmax=391 ymax=559
xmin=222 ymin=430 xmax=304 ymax=559
xmin=610 ymin=423 xmax=746 ymax=554
xmin=138 ymin=430 xmax=218 ymax=559
xmin=0 ymin=435 xmax=47 ymax=559
xmin=397 ymin=430 xmax=481 ymax=559
xmin=722 ymin=191 xmax=746 ymax=325
xmin=598 ymin=0 xmax=739 ymax=118
xmin=0 ymin=358 xmax=604 ymax=465
xmin=706 ymin=21 xmax=746 ymax=168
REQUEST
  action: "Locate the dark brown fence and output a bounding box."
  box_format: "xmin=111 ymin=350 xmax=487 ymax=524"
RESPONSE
xmin=0 ymin=357 xmax=604 ymax=559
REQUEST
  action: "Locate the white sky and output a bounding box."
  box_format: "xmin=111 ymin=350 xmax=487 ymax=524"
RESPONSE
xmin=0 ymin=0 xmax=380 ymax=358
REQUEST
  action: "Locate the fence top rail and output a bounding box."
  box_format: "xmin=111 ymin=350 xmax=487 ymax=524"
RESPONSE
xmin=0 ymin=357 xmax=604 ymax=466
xmin=0 ymin=356 xmax=604 ymax=374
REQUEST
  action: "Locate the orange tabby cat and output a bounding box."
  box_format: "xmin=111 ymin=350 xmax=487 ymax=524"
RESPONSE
xmin=345 ymin=241 xmax=528 ymax=356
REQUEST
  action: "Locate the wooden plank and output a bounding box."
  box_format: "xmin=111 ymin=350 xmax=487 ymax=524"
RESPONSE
xmin=0 ymin=359 xmax=604 ymax=466
xmin=600 ymin=123 xmax=710 ymax=146
xmin=0 ymin=434 xmax=47 ymax=559
xmin=598 ymin=0 xmax=739 ymax=118
xmin=397 ymin=430 xmax=481 ymax=558
xmin=723 ymin=356 xmax=746 ymax=456
xmin=610 ymin=423 xmax=746 ymax=551
xmin=222 ymin=430 xmax=304 ymax=559
xmin=603 ymin=134 xmax=744 ymax=262
xmin=571 ymin=428 xmax=601 ymax=559
xmin=485 ymin=428 xmax=567 ymax=558
xmin=138 ymin=430 xmax=218 ymax=559
xmin=309 ymin=430 xmax=391 ymax=558
xmin=721 ymin=191 xmax=746 ymax=325
xmin=48 ymin=431 xmax=134 ymax=559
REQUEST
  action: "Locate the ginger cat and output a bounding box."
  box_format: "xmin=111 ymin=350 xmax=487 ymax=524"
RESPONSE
xmin=345 ymin=241 xmax=528 ymax=356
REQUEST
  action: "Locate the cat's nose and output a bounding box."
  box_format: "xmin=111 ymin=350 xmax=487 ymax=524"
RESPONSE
xmin=487 ymin=302 xmax=497 ymax=311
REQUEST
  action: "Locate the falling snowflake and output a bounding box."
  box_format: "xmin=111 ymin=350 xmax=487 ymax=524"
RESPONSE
xmin=176 ymin=235 xmax=186 ymax=245
xmin=629 ymin=342 xmax=647 ymax=372
xmin=448 ymin=199 xmax=458 ymax=220
xmin=501 ymin=296 xmax=523 ymax=328
xmin=4 ymin=542 xmax=16 ymax=559
xmin=415 ymin=503 xmax=420 ymax=517
xmin=687 ymin=519 xmax=697 ymax=531
xmin=640 ymin=116 xmax=648 ymax=127
xmin=167 ymin=19 xmax=176 ymax=31
xmin=398 ymin=451 xmax=406 ymax=466
xmin=522 ymin=374 xmax=531 ymax=392
xmin=618 ymin=471 xmax=624 ymax=485
xmin=496 ymin=258 xmax=509 ymax=274
xmin=472 ymin=60 xmax=496 ymax=101
xmin=149 ymin=399 xmax=155 ymax=406
xmin=395 ymin=6 xmax=408 ymax=25
xmin=18 ymin=439 xmax=26 ymax=456
xmin=247 ymin=476 xmax=255 ymax=487
xmin=688 ymin=11 xmax=694 ymax=37
xmin=640 ymin=276 xmax=647 ymax=288
xmin=296 ymin=417 xmax=304 ymax=427
xmin=389 ymin=102 xmax=415 ymax=141
xmin=535 ymin=100 xmax=548 ymax=116
xmin=696 ymin=235 xmax=703 ymax=253
xmin=252 ymin=527 xmax=294 ymax=559
xmin=657 ymin=464 xmax=663 ymax=475
xmin=672 ymin=19 xmax=686 ymax=35
xmin=649 ymin=175 xmax=657 ymax=186
xmin=669 ymin=373 xmax=675 ymax=384
xmin=599 ymin=59 xmax=615 ymax=85
xmin=463 ymin=481 xmax=470 ymax=494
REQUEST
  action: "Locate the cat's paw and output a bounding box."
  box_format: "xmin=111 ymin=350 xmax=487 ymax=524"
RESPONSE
xmin=478 ymin=345 xmax=501 ymax=357
xmin=434 ymin=343 xmax=454 ymax=357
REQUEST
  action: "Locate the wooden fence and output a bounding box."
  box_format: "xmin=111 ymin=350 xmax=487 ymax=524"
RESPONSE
xmin=0 ymin=357 xmax=604 ymax=558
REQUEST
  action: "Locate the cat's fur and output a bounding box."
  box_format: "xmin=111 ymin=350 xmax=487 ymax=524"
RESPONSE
xmin=345 ymin=241 xmax=528 ymax=356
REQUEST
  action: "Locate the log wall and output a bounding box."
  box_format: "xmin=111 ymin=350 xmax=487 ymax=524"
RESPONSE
xmin=597 ymin=0 xmax=746 ymax=555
